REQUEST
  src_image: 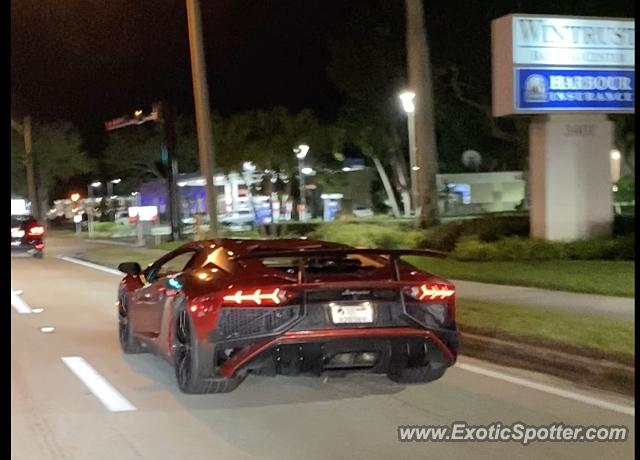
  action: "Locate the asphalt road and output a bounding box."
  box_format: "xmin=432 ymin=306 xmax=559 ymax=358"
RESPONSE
xmin=11 ymin=239 xmax=635 ymax=460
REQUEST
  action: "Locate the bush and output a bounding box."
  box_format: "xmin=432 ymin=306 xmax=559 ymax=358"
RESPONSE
xmin=416 ymin=215 xmax=530 ymax=251
xmin=450 ymin=236 xmax=500 ymax=261
xmin=418 ymin=221 xmax=465 ymax=252
xmin=93 ymin=222 xmax=131 ymax=233
xmin=452 ymin=235 xmax=634 ymax=262
xmin=272 ymin=222 xmax=321 ymax=237
xmin=310 ymin=222 xmax=415 ymax=249
xmin=613 ymin=214 xmax=635 ymax=236
xmin=565 ymin=235 xmax=634 ymax=261
xmin=463 ymin=215 xmax=529 ymax=242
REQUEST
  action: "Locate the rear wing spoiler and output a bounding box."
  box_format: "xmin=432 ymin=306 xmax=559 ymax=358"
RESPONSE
xmin=231 ymin=248 xmax=448 ymax=283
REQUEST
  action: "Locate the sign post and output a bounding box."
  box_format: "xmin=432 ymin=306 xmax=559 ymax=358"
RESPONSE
xmin=129 ymin=206 xmax=158 ymax=247
xmin=492 ymin=14 xmax=634 ymax=240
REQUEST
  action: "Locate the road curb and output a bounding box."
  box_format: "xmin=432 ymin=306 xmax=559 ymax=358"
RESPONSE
xmin=460 ymin=332 xmax=635 ymax=397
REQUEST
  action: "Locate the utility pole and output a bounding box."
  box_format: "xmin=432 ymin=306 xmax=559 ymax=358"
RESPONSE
xmin=11 ymin=116 xmax=39 ymax=220
xmin=159 ymin=101 xmax=182 ymax=241
xmin=186 ymin=0 xmax=219 ymax=238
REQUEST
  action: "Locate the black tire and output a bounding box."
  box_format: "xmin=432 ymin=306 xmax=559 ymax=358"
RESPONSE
xmin=33 ymin=251 xmax=43 ymax=259
xmin=173 ymin=307 xmax=244 ymax=394
xmin=118 ymin=298 xmax=145 ymax=354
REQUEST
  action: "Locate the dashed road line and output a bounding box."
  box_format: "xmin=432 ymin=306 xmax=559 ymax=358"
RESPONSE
xmin=11 ymin=289 xmax=32 ymax=314
xmin=61 ymin=357 xmax=136 ymax=412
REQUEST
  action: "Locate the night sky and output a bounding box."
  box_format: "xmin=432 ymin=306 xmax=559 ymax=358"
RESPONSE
xmin=11 ymin=0 xmax=635 ymax=153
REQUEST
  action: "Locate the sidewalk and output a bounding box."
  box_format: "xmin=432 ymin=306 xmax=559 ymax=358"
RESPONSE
xmin=453 ymin=279 xmax=634 ymax=321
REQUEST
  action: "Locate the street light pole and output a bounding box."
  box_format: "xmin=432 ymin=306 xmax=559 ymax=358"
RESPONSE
xmin=298 ymin=158 xmax=306 ymax=221
xmin=185 ymin=0 xmax=219 ymax=238
xmin=294 ymin=145 xmax=309 ymax=221
xmin=87 ymin=184 xmax=94 ymax=238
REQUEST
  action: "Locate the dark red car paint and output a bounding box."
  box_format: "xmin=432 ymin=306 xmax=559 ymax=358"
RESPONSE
xmin=118 ymin=239 xmax=458 ymax=381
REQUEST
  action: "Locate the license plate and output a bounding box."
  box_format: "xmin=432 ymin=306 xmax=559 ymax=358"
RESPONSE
xmin=11 ymin=228 xmax=25 ymax=238
xmin=330 ymin=303 xmax=374 ymax=324
xmin=11 ymin=241 xmax=21 ymax=246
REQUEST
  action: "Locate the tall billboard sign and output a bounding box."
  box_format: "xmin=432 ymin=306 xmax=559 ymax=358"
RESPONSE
xmin=492 ymin=15 xmax=635 ymax=116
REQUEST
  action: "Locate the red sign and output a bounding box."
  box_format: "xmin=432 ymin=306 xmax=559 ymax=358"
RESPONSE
xmin=105 ymin=117 xmax=129 ymax=131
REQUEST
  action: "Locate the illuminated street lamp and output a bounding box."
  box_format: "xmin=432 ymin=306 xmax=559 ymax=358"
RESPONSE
xmin=610 ymin=149 xmax=622 ymax=184
xmin=294 ymin=144 xmax=310 ymax=220
xmin=295 ymin=144 xmax=309 ymax=160
xmin=399 ymin=90 xmax=418 ymax=214
xmin=107 ymin=178 xmax=121 ymax=197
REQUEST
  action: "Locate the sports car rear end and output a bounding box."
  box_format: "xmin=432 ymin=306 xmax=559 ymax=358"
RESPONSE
xmin=202 ymin=249 xmax=459 ymax=384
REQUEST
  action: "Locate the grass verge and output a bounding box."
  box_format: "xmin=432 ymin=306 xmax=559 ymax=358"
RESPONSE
xmin=457 ymin=299 xmax=634 ymax=361
xmin=405 ymin=257 xmax=635 ymax=298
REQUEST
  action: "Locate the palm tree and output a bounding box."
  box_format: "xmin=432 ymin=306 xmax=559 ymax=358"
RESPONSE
xmin=405 ymin=0 xmax=439 ymax=227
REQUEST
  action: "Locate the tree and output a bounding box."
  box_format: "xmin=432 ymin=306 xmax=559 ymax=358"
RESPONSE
xmin=405 ymin=0 xmax=439 ymax=228
xmin=11 ymin=131 xmax=27 ymax=198
xmin=333 ymin=109 xmax=403 ymax=217
xmin=103 ymin=124 xmax=165 ymax=184
xmin=326 ymin=0 xmax=410 ymax=217
xmin=216 ymin=107 xmax=334 ymax=221
xmin=611 ymin=115 xmax=635 ymax=176
xmin=11 ymin=121 xmax=89 ymax=212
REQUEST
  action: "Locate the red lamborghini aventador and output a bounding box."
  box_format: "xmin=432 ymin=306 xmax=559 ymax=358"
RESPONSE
xmin=116 ymin=239 xmax=458 ymax=393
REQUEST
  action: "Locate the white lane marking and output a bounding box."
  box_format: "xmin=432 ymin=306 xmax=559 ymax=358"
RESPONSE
xmin=61 ymin=357 xmax=136 ymax=412
xmin=58 ymin=256 xmax=122 ymax=276
xmin=13 ymin=290 xmax=23 ymax=295
xmin=40 ymin=326 xmax=55 ymax=333
xmin=457 ymin=363 xmax=635 ymax=417
xmin=11 ymin=290 xmax=32 ymax=314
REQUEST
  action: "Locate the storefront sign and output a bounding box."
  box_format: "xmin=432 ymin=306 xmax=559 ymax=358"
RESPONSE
xmin=492 ymin=14 xmax=635 ymax=116
xmin=515 ymin=68 xmax=634 ymax=111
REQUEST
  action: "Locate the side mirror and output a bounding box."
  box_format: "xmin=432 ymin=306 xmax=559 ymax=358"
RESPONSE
xmin=118 ymin=262 xmax=142 ymax=276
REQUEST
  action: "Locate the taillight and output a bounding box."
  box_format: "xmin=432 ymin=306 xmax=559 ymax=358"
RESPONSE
xmin=404 ymin=283 xmax=455 ymax=329
xmin=28 ymin=225 xmax=45 ymax=237
xmin=405 ymin=284 xmax=455 ymax=301
xmin=223 ymin=288 xmax=288 ymax=305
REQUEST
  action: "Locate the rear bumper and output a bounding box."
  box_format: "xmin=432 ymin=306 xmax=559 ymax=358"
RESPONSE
xmin=214 ymin=327 xmax=458 ymax=379
xmin=11 ymin=241 xmax=43 ymax=253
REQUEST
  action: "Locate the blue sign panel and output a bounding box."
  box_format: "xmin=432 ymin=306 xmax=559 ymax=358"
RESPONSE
xmin=323 ymin=200 xmax=340 ymax=222
xmin=254 ymin=203 xmax=273 ymax=225
xmin=515 ymin=68 xmax=634 ymax=112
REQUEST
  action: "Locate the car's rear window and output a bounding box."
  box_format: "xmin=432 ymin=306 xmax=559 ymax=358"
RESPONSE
xmin=11 ymin=215 xmax=34 ymax=227
xmin=261 ymin=254 xmax=387 ymax=274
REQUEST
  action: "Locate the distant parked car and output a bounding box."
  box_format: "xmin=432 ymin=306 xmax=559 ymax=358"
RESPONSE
xmin=114 ymin=211 xmax=129 ymax=225
xmin=353 ymin=207 xmax=374 ymax=218
xmin=11 ymin=215 xmax=45 ymax=258
xmin=219 ymin=210 xmax=254 ymax=226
